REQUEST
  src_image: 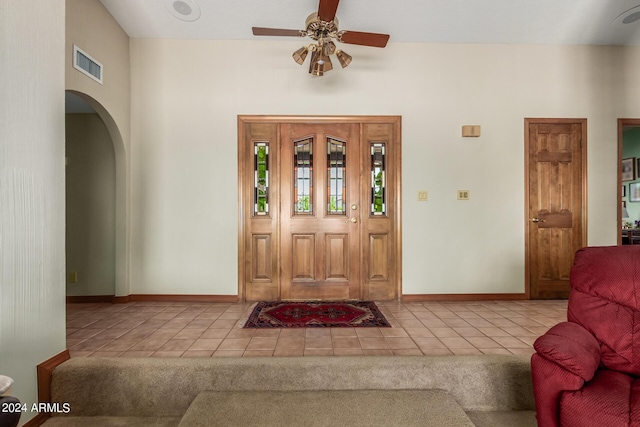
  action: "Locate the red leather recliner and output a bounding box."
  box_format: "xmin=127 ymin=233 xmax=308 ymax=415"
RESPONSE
xmin=531 ymin=245 xmax=640 ymax=427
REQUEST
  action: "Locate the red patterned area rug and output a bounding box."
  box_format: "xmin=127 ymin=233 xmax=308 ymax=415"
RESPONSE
xmin=244 ymin=301 xmax=391 ymax=328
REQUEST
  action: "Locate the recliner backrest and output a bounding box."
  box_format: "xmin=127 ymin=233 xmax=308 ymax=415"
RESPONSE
xmin=568 ymin=245 xmax=640 ymax=376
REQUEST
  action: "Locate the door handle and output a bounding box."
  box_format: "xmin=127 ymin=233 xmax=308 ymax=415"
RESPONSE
xmin=531 ymin=218 xmax=546 ymax=223
xmin=346 ymin=217 xmax=357 ymax=223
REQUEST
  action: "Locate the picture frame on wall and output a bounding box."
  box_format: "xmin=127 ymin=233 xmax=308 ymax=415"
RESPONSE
xmin=630 ymin=182 xmax=640 ymax=202
xmin=623 ymin=158 xmax=636 ymax=181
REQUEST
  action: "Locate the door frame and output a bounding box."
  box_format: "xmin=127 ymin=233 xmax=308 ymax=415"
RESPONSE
xmin=524 ymin=118 xmax=588 ymax=298
xmin=237 ymin=115 xmax=402 ymax=302
xmin=618 ymin=119 xmax=640 ymax=245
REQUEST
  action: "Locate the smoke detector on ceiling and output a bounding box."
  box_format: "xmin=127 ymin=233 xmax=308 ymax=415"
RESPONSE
xmin=613 ymin=5 xmax=640 ymax=27
xmin=164 ymin=0 xmax=201 ymax=22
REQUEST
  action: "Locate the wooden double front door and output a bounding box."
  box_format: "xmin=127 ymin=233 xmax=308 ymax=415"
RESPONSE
xmin=238 ymin=116 xmax=401 ymax=302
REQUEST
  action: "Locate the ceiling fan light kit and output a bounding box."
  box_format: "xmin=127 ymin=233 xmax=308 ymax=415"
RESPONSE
xmin=292 ymin=46 xmax=310 ymax=65
xmin=335 ymin=50 xmax=352 ymax=68
xmin=323 ymin=40 xmax=337 ymax=56
xmin=252 ymin=0 xmax=389 ymax=77
xmin=309 ymin=51 xmax=333 ymax=76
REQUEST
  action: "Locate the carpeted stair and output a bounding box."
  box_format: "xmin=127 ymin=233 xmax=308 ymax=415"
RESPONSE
xmin=43 ymin=355 xmax=537 ymax=426
xmin=178 ymin=390 xmax=474 ymax=426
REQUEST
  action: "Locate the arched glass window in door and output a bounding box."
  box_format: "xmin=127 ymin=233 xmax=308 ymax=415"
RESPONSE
xmin=327 ymin=137 xmax=346 ymax=215
xmin=294 ymin=138 xmax=313 ymax=214
xmin=371 ymin=142 xmax=386 ymax=216
xmin=254 ymin=142 xmax=269 ymax=216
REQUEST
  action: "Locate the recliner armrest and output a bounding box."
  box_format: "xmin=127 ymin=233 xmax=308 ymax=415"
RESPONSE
xmin=533 ymin=321 xmax=601 ymax=382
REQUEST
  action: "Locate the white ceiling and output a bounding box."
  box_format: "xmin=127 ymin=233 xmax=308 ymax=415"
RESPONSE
xmin=98 ymin=0 xmax=640 ymax=46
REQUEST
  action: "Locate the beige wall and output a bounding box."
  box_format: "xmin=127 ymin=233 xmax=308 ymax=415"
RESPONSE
xmin=66 ymin=113 xmax=116 ymax=296
xmin=0 ymin=0 xmax=66 ymax=423
xmin=129 ymin=39 xmax=631 ymax=296
xmin=66 ymin=0 xmax=131 ymax=296
xmin=65 ymin=0 xmax=130 ymax=133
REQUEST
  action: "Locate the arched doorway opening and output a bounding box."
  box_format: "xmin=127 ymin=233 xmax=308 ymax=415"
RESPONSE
xmin=65 ymin=90 xmax=129 ymax=299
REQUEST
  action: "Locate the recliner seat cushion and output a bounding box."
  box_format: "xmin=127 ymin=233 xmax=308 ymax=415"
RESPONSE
xmin=560 ymin=370 xmax=633 ymax=427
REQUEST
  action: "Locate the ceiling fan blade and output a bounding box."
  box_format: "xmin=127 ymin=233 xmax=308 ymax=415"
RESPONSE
xmin=252 ymin=27 xmax=305 ymax=37
xmin=318 ymin=0 xmax=340 ymax=22
xmin=340 ymin=31 xmax=390 ymax=48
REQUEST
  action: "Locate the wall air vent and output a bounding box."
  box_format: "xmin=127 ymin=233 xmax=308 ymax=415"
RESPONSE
xmin=73 ymin=45 xmax=103 ymax=85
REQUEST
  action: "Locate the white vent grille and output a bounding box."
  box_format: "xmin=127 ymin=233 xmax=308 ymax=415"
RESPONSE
xmin=73 ymin=45 xmax=103 ymax=84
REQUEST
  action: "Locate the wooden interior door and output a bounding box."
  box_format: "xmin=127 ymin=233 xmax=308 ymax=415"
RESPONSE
xmin=526 ymin=118 xmax=587 ymax=299
xmin=280 ymin=123 xmax=361 ymax=300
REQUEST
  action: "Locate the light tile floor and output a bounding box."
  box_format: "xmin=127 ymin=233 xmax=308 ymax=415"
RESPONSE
xmin=66 ymin=300 xmax=568 ymax=358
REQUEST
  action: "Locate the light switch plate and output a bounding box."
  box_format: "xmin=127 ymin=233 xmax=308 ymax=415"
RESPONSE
xmin=457 ymin=190 xmax=470 ymax=200
xmin=418 ymin=191 xmax=428 ymax=201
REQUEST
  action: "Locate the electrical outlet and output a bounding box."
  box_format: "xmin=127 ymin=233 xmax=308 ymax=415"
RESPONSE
xmin=457 ymin=190 xmax=470 ymax=200
xmin=69 ymin=272 xmax=78 ymax=283
xmin=418 ymin=191 xmax=428 ymax=201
